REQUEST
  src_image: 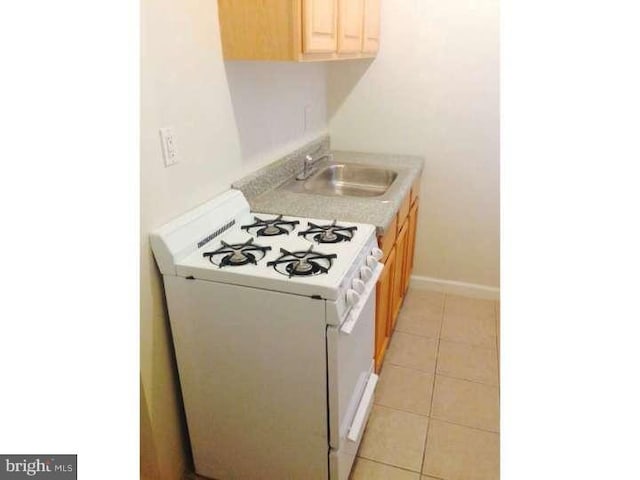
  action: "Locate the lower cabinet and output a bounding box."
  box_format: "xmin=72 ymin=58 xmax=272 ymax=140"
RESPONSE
xmin=374 ymin=193 xmax=420 ymax=373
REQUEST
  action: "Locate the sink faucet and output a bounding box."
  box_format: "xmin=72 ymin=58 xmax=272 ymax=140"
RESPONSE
xmin=296 ymin=148 xmax=332 ymax=181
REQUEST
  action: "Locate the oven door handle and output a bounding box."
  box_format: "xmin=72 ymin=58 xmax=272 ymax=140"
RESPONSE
xmin=340 ymin=262 xmax=383 ymax=334
xmin=347 ymin=372 xmax=379 ymax=442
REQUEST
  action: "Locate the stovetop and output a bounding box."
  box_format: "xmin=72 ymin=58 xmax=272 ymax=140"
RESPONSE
xmin=150 ymin=190 xmax=380 ymax=302
xmin=202 ymin=215 xmax=362 ymax=275
xmin=175 ymin=212 xmax=377 ymax=300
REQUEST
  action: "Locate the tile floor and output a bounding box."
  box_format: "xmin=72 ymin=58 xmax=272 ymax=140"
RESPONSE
xmin=350 ymin=289 xmax=500 ymax=480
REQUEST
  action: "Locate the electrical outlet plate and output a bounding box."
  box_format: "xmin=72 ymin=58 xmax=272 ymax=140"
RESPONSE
xmin=159 ymin=127 xmax=178 ymax=167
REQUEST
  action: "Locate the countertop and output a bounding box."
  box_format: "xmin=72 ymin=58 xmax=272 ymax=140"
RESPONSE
xmin=233 ymin=147 xmax=424 ymax=235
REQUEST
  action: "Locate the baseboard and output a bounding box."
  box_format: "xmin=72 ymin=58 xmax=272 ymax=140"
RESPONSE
xmin=410 ymin=275 xmax=500 ymax=300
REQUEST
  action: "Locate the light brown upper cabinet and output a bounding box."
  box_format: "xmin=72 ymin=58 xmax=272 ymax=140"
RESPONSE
xmin=218 ymin=0 xmax=380 ymax=61
xmin=337 ymin=0 xmax=364 ymax=54
xmin=362 ymin=0 xmax=381 ymax=53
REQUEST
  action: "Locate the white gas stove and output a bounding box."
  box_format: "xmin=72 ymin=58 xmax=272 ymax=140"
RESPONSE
xmin=150 ymin=189 xmax=383 ymax=480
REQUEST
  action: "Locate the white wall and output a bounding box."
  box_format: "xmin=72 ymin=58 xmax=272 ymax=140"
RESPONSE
xmin=328 ymin=0 xmax=499 ymax=288
xmin=141 ymin=0 xmax=245 ymax=477
xmin=141 ymin=2 xmax=328 ymax=479
xmin=225 ymin=61 xmax=328 ymax=170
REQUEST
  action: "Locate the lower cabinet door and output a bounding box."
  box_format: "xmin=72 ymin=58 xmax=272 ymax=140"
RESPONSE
xmin=391 ymin=220 xmax=409 ymax=331
xmin=375 ymin=246 xmax=395 ymax=372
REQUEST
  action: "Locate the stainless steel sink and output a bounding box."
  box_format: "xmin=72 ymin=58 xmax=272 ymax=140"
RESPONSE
xmin=281 ymin=163 xmax=398 ymax=198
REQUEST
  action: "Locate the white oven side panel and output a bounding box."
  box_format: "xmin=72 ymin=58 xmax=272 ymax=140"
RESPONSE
xmin=164 ymin=276 xmax=328 ymax=480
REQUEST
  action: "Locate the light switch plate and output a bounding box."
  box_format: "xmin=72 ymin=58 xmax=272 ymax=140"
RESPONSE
xmin=159 ymin=127 xmax=178 ymax=167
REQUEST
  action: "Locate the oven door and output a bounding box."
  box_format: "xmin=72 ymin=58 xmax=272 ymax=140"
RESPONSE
xmin=326 ymin=264 xmax=382 ymax=480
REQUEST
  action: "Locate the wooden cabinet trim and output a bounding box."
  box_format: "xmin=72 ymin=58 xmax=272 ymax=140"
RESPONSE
xmin=405 ymin=200 xmax=419 ymax=291
xmin=397 ymin=192 xmax=411 ymax=235
xmin=410 ymin=176 xmax=421 ymax=205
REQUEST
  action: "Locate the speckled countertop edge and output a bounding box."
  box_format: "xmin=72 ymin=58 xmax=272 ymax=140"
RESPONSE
xmin=232 ymin=139 xmax=424 ymax=235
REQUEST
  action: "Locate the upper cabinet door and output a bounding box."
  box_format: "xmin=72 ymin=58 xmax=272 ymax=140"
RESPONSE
xmin=362 ymin=0 xmax=381 ymax=53
xmin=337 ymin=0 xmax=364 ymax=53
xmin=302 ymin=0 xmax=338 ymax=53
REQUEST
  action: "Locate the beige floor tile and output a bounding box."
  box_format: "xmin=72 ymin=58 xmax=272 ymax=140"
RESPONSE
xmin=431 ymin=376 xmax=499 ymax=432
xmin=441 ymin=296 xmax=496 ymax=348
xmin=396 ymin=302 xmax=442 ymax=338
xmin=437 ymin=340 xmax=499 ymax=385
xmin=385 ymin=332 xmax=438 ymax=373
xmin=395 ymin=290 xmax=444 ymax=339
xmin=423 ymin=419 xmax=499 ymax=480
xmin=350 ymin=458 xmax=420 ymax=480
xmin=375 ymin=364 xmax=434 ymax=415
xmin=359 ymin=405 xmax=429 ymax=472
xmin=408 ymin=287 xmax=445 ymax=303
xmin=441 ymin=316 xmax=496 ymax=348
xmin=445 ymin=295 xmax=496 ymax=319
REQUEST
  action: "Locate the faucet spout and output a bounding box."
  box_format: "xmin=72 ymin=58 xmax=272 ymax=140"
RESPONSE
xmin=296 ymin=150 xmax=332 ymax=181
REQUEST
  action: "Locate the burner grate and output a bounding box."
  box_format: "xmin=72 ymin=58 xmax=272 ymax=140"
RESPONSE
xmin=266 ymin=246 xmax=337 ymax=278
xmin=298 ymin=220 xmax=357 ymax=244
xmin=203 ymin=238 xmax=272 ymax=268
xmin=241 ymin=215 xmax=300 ymax=237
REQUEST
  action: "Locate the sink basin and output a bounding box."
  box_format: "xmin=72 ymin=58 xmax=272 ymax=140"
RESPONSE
xmin=287 ymin=163 xmax=398 ymax=198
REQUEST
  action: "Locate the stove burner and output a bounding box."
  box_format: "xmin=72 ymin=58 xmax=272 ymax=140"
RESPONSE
xmin=287 ymin=259 xmax=314 ymax=275
xmin=202 ymin=238 xmax=272 ymax=268
xmin=298 ymin=220 xmax=357 ymax=244
xmin=241 ymin=215 xmax=300 ymax=237
xmin=267 ymin=246 xmax=337 ymax=278
xmin=320 ymin=231 xmax=339 ymax=242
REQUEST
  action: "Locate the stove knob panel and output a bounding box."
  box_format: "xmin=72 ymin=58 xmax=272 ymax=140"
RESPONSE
xmin=366 ymin=256 xmax=378 ymax=269
xmin=346 ymin=289 xmax=361 ymax=307
xmin=352 ymin=278 xmax=366 ymax=294
xmin=371 ymin=247 xmax=384 ymax=260
xmin=360 ymin=265 xmax=373 ymax=281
